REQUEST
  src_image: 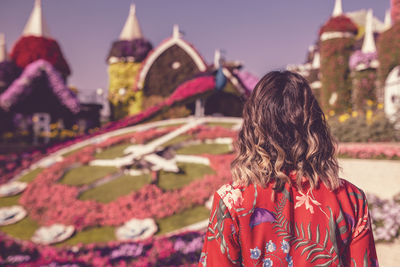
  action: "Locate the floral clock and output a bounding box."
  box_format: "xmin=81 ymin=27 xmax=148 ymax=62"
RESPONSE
xmin=0 ymin=117 xmax=240 ymax=265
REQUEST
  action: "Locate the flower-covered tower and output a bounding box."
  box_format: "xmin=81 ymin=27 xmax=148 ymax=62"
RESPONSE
xmin=319 ymin=0 xmax=358 ymax=114
xmin=349 ymin=9 xmax=379 ymax=111
xmin=10 ymin=0 xmax=71 ymax=78
xmin=107 ymin=4 xmax=152 ymax=120
xmin=392 ymin=0 xmax=400 ymax=23
xmin=378 ymin=0 xmax=400 ymax=105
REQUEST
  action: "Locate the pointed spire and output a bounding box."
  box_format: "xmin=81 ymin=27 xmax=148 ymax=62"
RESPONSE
xmin=362 ymin=9 xmax=377 ymax=53
xmin=332 ymin=0 xmax=343 ymax=17
xmin=0 ymin=33 xmax=8 ymax=62
xmin=22 ymin=0 xmax=51 ymax=37
xmin=119 ymin=4 xmax=143 ymax=40
xmin=214 ymin=49 xmax=221 ymax=68
xmin=172 ymin=24 xmax=181 ymax=39
xmin=384 ymin=9 xmax=392 ymax=31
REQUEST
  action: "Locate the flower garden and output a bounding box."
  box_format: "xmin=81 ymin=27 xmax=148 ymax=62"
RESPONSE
xmin=0 ymin=117 xmax=239 ymax=266
xmin=0 ymin=116 xmax=399 ymax=266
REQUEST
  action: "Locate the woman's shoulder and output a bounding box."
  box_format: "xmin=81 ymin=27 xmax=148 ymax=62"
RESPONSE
xmin=336 ymin=178 xmax=367 ymax=199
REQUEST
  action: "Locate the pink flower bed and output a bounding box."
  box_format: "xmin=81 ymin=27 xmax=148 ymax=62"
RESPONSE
xmin=338 ymin=143 xmax=400 ymax=159
xmin=19 ymin=126 xmax=234 ymax=230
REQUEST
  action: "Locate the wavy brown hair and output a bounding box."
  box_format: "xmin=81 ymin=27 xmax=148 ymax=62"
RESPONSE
xmin=231 ymin=71 xmax=339 ymax=192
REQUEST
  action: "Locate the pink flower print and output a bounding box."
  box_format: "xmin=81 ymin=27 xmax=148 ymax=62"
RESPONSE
xmin=217 ymin=184 xmax=243 ymax=210
xmin=295 ymin=189 xmax=321 ymax=214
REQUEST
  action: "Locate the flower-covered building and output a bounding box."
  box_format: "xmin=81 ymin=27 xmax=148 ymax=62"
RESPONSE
xmin=107 ymin=6 xmax=258 ymax=120
xmin=288 ymin=0 xmax=400 ymax=119
xmin=0 ymin=0 xmax=102 ymax=144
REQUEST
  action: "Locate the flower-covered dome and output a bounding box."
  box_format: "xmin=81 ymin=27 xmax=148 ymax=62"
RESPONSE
xmin=107 ymin=39 xmax=152 ymax=63
xmin=319 ymin=15 xmax=358 ymax=37
xmin=10 ymin=36 xmax=71 ymax=76
xmin=107 ymin=4 xmax=152 ymax=64
xmin=10 ymin=0 xmax=71 ymax=76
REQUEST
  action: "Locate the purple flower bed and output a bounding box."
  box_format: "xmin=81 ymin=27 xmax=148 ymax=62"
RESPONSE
xmin=349 ymin=50 xmax=378 ymax=70
xmin=0 ymin=59 xmax=80 ymax=114
xmin=234 ymin=70 xmax=259 ymax=93
xmin=107 ymin=39 xmax=152 ymax=63
xmin=0 ymin=231 xmax=204 ymax=266
xmin=368 ymin=193 xmax=400 ymax=242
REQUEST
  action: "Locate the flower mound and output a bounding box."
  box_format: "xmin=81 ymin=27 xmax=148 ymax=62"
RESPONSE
xmin=319 ymin=15 xmax=358 ymax=36
xmin=10 ymin=36 xmax=71 ymax=76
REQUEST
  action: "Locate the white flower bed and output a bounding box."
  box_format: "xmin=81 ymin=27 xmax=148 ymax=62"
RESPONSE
xmin=115 ymin=218 xmax=157 ymax=241
xmin=31 ymin=224 xmax=75 ymax=245
xmin=0 ymin=206 xmax=27 ymax=226
xmin=0 ymin=181 xmax=27 ymax=197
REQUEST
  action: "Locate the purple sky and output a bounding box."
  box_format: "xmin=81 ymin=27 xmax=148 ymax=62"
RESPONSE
xmin=0 ymin=0 xmax=391 ymax=92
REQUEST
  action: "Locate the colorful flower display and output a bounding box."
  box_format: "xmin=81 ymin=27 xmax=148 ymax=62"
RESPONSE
xmin=349 ymin=51 xmax=378 ymax=71
xmin=320 ymin=30 xmax=355 ymax=113
xmin=233 ymin=70 xmax=259 ymax=93
xmin=368 ymin=192 xmax=400 ymax=242
xmin=18 ymin=125 xmax=234 ymax=230
xmin=319 ymin=15 xmax=358 ymax=36
xmin=377 ymin=22 xmax=400 ymax=101
xmin=10 ymin=36 xmax=71 ymax=76
xmin=0 ymin=59 xmax=80 ymax=114
xmin=107 ymin=39 xmax=152 ymax=63
xmin=108 ymin=62 xmax=143 ymax=119
xmin=0 ymin=231 xmax=204 ymax=266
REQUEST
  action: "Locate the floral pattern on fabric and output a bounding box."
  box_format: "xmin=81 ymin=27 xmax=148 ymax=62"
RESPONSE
xmin=294 ymin=189 xmax=321 ymax=214
xmin=217 ymin=184 xmax=244 ymax=210
xmin=199 ymin=179 xmax=378 ymax=266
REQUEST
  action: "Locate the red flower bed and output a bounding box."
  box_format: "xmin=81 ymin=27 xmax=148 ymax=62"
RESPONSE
xmin=10 ymin=36 xmax=71 ymax=76
xmin=319 ymin=15 xmax=358 ymax=36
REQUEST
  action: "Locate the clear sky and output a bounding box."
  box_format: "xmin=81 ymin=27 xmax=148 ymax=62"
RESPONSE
xmin=0 ymin=0 xmax=391 ymax=93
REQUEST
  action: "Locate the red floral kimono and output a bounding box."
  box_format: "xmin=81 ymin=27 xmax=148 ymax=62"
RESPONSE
xmin=199 ymin=177 xmax=378 ymax=267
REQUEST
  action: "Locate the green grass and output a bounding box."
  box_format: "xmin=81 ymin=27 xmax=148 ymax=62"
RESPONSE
xmin=175 ymin=143 xmax=232 ymax=155
xmin=161 ymin=134 xmax=192 ymax=147
xmin=95 ymin=143 xmax=132 ymax=159
xmin=156 ymin=206 xmax=210 ymax=235
xmin=60 ymin=166 xmax=118 ymax=186
xmin=157 ymin=123 xmax=185 ymax=129
xmin=0 ymin=195 xmax=20 ymax=207
xmin=79 ymin=174 xmax=151 ymax=203
xmin=205 ymin=122 xmax=237 ymax=129
xmin=0 ymin=216 xmax=39 ymax=240
xmin=57 ymin=226 xmax=116 ymax=246
xmin=18 ymin=168 xmax=43 ymax=183
xmin=158 ymin=163 xmax=215 ymax=190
